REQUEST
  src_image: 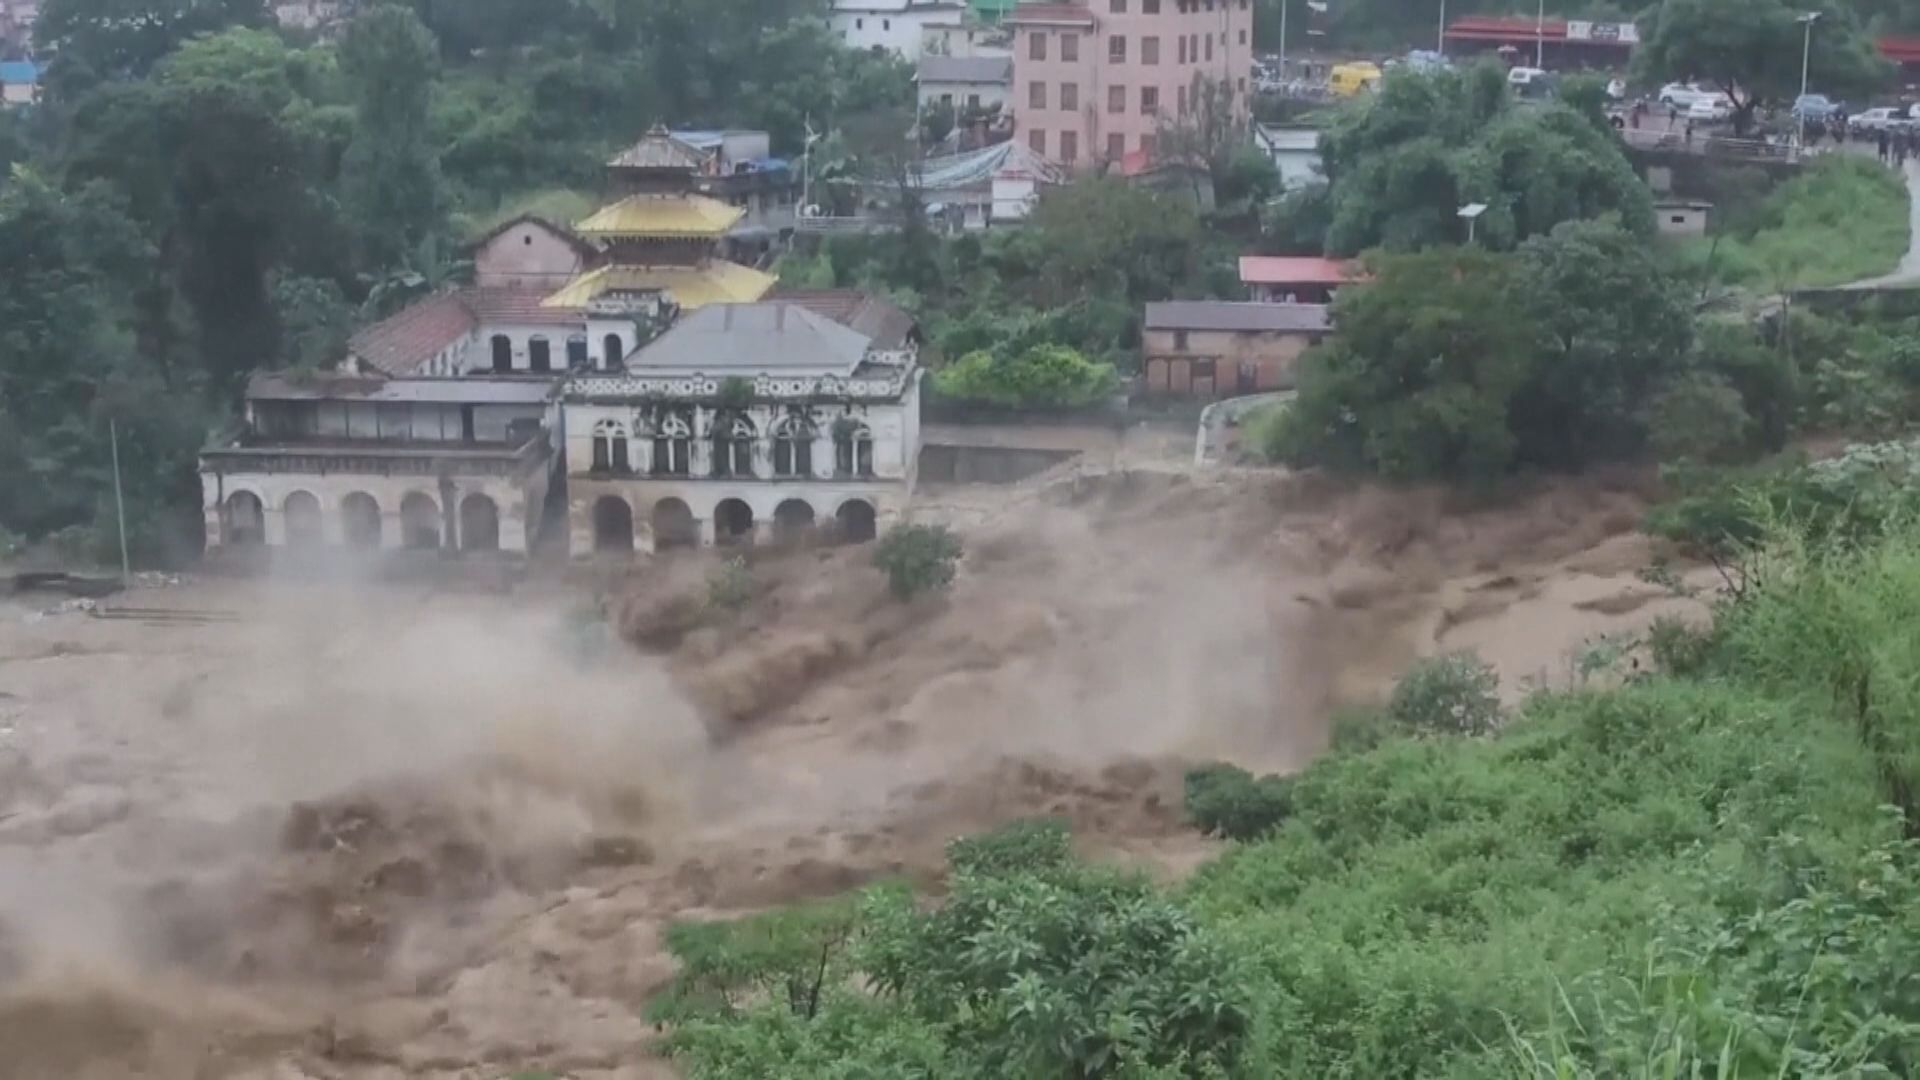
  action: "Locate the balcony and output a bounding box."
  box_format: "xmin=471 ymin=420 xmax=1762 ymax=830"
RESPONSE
xmin=201 ymin=431 xmax=551 ymax=480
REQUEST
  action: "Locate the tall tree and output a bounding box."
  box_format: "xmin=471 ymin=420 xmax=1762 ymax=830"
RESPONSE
xmin=34 ymin=0 xmax=267 ymax=83
xmin=339 ymin=4 xmax=446 ymax=271
xmin=1636 ymin=0 xmax=1889 ymax=136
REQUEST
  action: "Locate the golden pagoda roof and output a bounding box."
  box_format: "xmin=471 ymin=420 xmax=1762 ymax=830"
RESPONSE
xmin=541 ymin=261 xmax=777 ymax=311
xmin=574 ymin=194 xmax=744 ymax=239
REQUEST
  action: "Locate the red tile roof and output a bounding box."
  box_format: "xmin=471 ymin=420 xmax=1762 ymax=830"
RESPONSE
xmin=348 ymin=294 xmax=476 ymax=376
xmin=1445 ymin=15 xmax=1569 ymax=44
xmin=1238 ymin=256 xmax=1362 ymax=287
xmin=463 ymin=287 xmax=583 ymax=326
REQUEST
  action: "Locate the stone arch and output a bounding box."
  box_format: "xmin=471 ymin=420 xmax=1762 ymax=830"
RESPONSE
xmin=283 ymin=490 xmax=323 ymax=548
xmin=714 ymin=498 xmax=755 ymax=545
xmin=341 ymin=492 xmax=381 ymax=549
xmin=223 ymin=490 xmax=265 ymax=547
xmin=835 ymin=498 xmax=877 ymax=544
xmin=651 ymin=413 xmax=692 ymax=477
xmin=773 ymin=499 xmax=816 ymax=545
xmin=400 ymin=492 xmax=441 ymax=550
xmin=460 ymin=494 xmax=500 ymax=552
xmin=592 ymin=417 xmax=631 ymax=473
xmin=651 ymin=497 xmax=696 ymax=550
xmin=567 ymin=334 xmax=590 ymax=369
xmin=593 ymin=496 xmax=634 ymax=553
xmin=603 ymin=332 xmax=624 ymax=370
xmin=772 ymin=415 xmax=816 ymax=478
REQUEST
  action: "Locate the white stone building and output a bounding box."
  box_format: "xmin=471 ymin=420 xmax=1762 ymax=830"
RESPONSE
xmin=831 ymin=0 xmax=968 ymax=60
xmin=563 ymin=299 xmax=923 ymax=554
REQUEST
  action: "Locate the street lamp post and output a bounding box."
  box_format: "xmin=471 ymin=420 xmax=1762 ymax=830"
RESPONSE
xmin=1438 ymin=0 xmax=1446 ymax=55
xmin=1535 ymin=0 xmax=1545 ymax=68
xmin=1798 ymin=12 xmax=1822 ymax=149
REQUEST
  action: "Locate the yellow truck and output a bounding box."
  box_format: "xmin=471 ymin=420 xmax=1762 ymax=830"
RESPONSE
xmin=1329 ymin=62 xmax=1383 ymax=97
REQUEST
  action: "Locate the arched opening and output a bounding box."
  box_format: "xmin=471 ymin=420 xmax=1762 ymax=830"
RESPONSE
xmin=714 ymin=498 xmax=755 ymax=545
xmin=283 ymin=491 xmax=323 ymax=548
xmin=341 ymin=492 xmax=381 ymax=549
xmin=773 ymin=499 xmax=816 ymax=545
xmin=399 ymin=492 xmax=441 ymax=550
xmin=772 ymin=416 xmax=815 ymax=478
xmin=593 ymin=496 xmax=634 ymax=553
xmin=836 ymin=499 xmax=877 ymax=544
xmin=460 ymin=494 xmax=500 ymax=552
xmin=592 ymin=418 xmax=630 ymax=474
xmin=834 ymin=421 xmax=875 ymax=477
xmin=712 ymin=415 xmax=755 ymax=478
xmin=651 ymin=414 xmax=692 ymax=477
xmin=651 ymin=497 xmax=697 ymax=550
xmin=529 ymin=335 xmax=552 ymax=373
xmin=603 ymin=333 xmax=624 ymax=370
xmin=566 ymin=335 xmax=589 ymax=369
xmin=223 ymin=491 xmax=265 ymax=547
xmin=491 ymin=334 xmax=512 ymax=372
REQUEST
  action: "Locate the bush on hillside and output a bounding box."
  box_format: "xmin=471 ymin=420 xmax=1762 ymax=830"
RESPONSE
xmin=932 ymin=344 xmax=1121 ymax=411
xmin=1388 ymin=652 xmax=1501 ymax=736
xmin=1647 ymin=371 xmax=1755 ymax=464
xmin=1185 ymin=764 xmax=1295 ymax=840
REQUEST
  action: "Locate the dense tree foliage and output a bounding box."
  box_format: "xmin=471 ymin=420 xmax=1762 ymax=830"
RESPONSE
xmin=1317 ymin=62 xmax=1653 ymax=255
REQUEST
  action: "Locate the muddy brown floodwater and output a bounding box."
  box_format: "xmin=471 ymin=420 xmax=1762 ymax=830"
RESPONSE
xmin=0 ymin=465 xmax=1706 ymax=1079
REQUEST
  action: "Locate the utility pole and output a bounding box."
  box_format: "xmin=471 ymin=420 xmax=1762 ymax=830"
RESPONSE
xmin=109 ymin=418 xmax=130 ymax=583
xmin=1438 ymin=0 xmax=1446 ymax=55
xmin=1279 ymin=0 xmax=1287 ymax=77
xmin=1798 ymin=12 xmax=1822 ymax=149
xmin=1535 ymin=0 xmax=1545 ymax=68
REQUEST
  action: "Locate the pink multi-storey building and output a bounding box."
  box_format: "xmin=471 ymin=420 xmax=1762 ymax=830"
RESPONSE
xmin=1007 ymin=0 xmax=1254 ymax=171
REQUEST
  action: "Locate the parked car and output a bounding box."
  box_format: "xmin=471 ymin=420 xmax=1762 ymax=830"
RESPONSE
xmin=1687 ymin=95 xmax=1732 ymax=122
xmin=1852 ymin=106 xmax=1909 ymax=133
xmin=1606 ymin=77 xmax=1627 ymax=101
xmin=1793 ymin=93 xmax=1841 ymax=120
xmin=1658 ymin=82 xmax=1713 ymax=108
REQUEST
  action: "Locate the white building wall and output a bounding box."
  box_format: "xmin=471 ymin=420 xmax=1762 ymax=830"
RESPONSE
xmin=473 ymin=321 xmax=592 ymax=374
xmin=832 ymin=2 xmax=961 ymax=60
xmin=199 ymin=469 xmax=546 ymax=555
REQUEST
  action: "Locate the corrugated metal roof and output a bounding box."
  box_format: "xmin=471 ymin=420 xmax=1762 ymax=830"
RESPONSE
xmin=1237 ymin=256 xmax=1359 ymax=286
xmin=769 ymin=289 xmax=919 ymax=349
xmin=0 ymin=60 xmax=38 ymax=84
xmin=574 ymin=194 xmax=745 ymax=238
xmin=540 ymin=262 xmax=776 ymax=311
xmin=629 ymin=303 xmax=872 ymax=373
xmin=917 ymin=55 xmax=1012 ymax=85
xmin=1146 ymin=301 xmax=1332 ymax=333
xmin=249 ymin=373 xmax=558 ymax=404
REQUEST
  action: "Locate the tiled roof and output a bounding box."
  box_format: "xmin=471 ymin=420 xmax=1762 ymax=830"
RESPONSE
xmin=630 ymin=303 xmax=872 ymax=374
xmin=608 ymin=125 xmax=712 ymax=171
xmin=540 ymin=261 xmax=776 ymax=311
xmin=348 ymin=294 xmax=477 ymax=375
xmin=768 ymin=288 xmax=918 ymax=349
xmin=1237 ymin=256 xmax=1361 ymax=286
xmin=574 ymin=194 xmax=745 ymax=238
xmin=463 ymin=286 xmax=583 ymax=325
xmin=1145 ymin=301 xmax=1332 ymax=333
xmin=917 ymin=55 xmax=1012 ymax=85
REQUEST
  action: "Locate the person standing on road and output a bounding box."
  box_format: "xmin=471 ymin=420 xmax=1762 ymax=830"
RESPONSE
xmin=1879 ymin=126 xmax=1891 ymax=162
xmin=1667 ymin=104 xmax=1679 ymax=130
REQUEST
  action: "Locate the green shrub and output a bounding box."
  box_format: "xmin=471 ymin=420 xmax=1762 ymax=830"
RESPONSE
xmin=871 ymin=524 xmax=961 ymax=600
xmin=1328 ymin=705 xmax=1399 ymax=754
xmin=706 ymin=556 xmax=754 ymax=613
xmin=1185 ymin=764 xmax=1295 ymax=840
xmin=1645 ymin=615 xmax=1715 ymax=677
xmin=945 ymin=817 xmax=1072 ymax=878
xmin=1387 ymin=653 xmax=1502 ymax=736
xmin=932 ymin=343 xmax=1121 ymax=410
xmin=1646 ymin=371 xmax=1754 ymax=464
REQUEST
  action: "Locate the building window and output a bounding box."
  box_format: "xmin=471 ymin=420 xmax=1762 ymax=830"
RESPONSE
xmin=1144 ymin=0 xmax=1159 ymax=10
xmin=1107 ymin=133 xmax=1125 ymax=160
xmin=1205 ymin=34 xmax=1213 ymax=61
xmin=712 ymin=416 xmax=755 ymax=478
xmin=1193 ymin=359 xmax=1216 ymax=381
xmin=882 ymin=18 xmax=890 ymax=29
xmin=1238 ymin=76 xmax=1247 ymax=95
xmin=1108 ymin=84 xmax=1125 ymax=113
xmin=1110 ymin=0 xmax=1125 ymax=10
xmin=1061 ymin=32 xmax=1078 ymax=61
xmin=567 ymin=335 xmax=589 ymax=369
xmin=603 ymin=333 xmax=623 ymax=368
xmin=1029 ymin=30 xmax=1047 ymax=60
xmin=1060 ymin=130 xmax=1078 ymax=163
xmin=591 ymin=419 xmax=630 ymax=474
xmin=772 ymin=416 xmax=815 ymax=478
xmin=1173 ymin=330 xmax=1189 ymax=350
xmin=1142 ymin=36 xmax=1158 ymax=64
xmin=855 ymin=17 xmax=863 ymax=29
xmin=1030 ymin=80 xmax=1046 ymax=109
xmin=834 ymin=422 xmax=875 ymax=478
xmin=490 ymin=334 xmax=511 ymax=372
xmin=1029 ymin=128 xmax=1046 ymax=154
xmin=1178 ymin=85 xmax=1187 ymax=113
xmin=1141 ymin=86 xmax=1158 ymax=114
xmin=529 ymin=336 xmax=551 ymax=373
xmin=968 ymin=92 xmax=981 ymax=108
xmin=1108 ymin=34 xmax=1125 ymax=62
xmin=940 ymin=92 xmax=953 ymax=106
xmin=1177 ymin=35 xmax=1186 ymax=63
xmin=1061 ymin=81 xmax=1078 ymax=111
xmin=1239 ymin=28 xmax=1247 ymax=45
xmin=1141 ymin=132 xmax=1157 ymax=155
xmin=652 ymin=414 xmax=692 ymax=477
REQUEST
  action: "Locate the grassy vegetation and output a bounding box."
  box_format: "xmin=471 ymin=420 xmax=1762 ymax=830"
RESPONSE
xmin=453 ymin=187 xmax=599 ymax=241
xmin=1678 ymin=155 xmax=1910 ymax=291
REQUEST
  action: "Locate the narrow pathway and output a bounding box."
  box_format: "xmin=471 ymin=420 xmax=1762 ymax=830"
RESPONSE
xmin=1836 ymin=159 xmax=1920 ymax=290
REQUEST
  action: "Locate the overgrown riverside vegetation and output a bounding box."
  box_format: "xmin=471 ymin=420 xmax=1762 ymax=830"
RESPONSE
xmin=1680 ymin=155 xmax=1911 ymax=291
xmin=651 ymin=495 xmax=1920 ymax=1076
